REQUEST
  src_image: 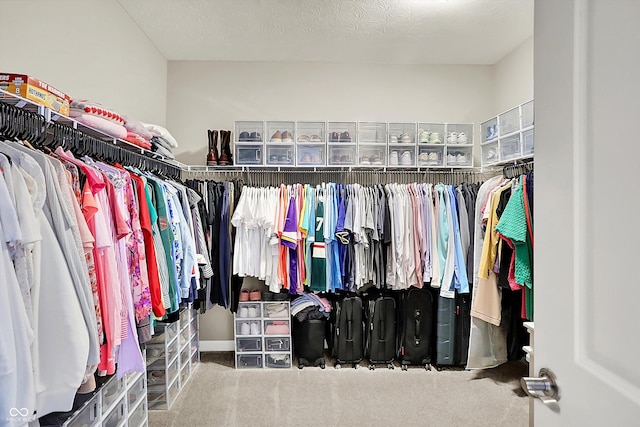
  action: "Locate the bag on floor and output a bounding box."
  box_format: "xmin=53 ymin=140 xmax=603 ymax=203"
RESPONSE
xmin=399 ymin=287 xmax=434 ymax=370
xmin=293 ymin=318 xmax=326 ymax=369
xmin=364 ymin=294 xmax=397 ymax=369
xmin=331 ymin=294 xmax=364 ymax=368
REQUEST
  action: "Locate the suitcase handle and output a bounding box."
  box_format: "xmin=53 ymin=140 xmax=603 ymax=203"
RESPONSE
xmin=414 ymin=309 xmax=421 ymax=345
xmin=346 ymin=300 xmax=353 ymax=340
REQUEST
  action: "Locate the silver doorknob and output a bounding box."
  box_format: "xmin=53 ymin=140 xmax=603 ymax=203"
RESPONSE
xmin=521 ymin=368 xmax=560 ymax=405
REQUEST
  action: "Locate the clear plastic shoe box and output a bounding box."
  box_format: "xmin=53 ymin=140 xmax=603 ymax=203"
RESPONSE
xmin=499 ymin=107 xmax=520 ymax=136
xmin=417 ymin=123 xmax=445 ymax=145
xmin=358 ymin=122 xmax=387 ymax=144
xmin=327 ymin=121 xmax=356 ymax=143
xmin=500 ymin=134 xmax=521 ymax=160
xmin=235 ymin=145 xmax=263 ymax=165
xmin=296 ymin=121 xmax=326 ymax=143
xmin=444 ymin=123 xmax=473 ymax=146
xmin=482 ymin=117 xmax=499 ymax=143
xmin=235 ymin=121 xmax=264 ymax=143
xmin=482 ymin=141 xmax=500 ymax=165
xmin=522 ymin=100 xmax=534 ymax=128
xmin=388 ymin=146 xmax=415 ymax=167
xmin=445 ymin=146 xmax=473 ymax=167
xmin=358 ymin=145 xmax=386 ymax=166
xmin=267 ymin=121 xmax=295 ymax=143
xmin=297 ymin=145 xmax=325 ymax=166
xmin=389 ymin=122 xmax=417 ymax=144
xmin=266 ymin=145 xmax=295 ymax=166
xmin=418 ymin=146 xmax=444 ymax=167
xmin=523 ymin=128 xmax=534 ymax=155
xmin=328 ymin=145 xmax=356 ymax=166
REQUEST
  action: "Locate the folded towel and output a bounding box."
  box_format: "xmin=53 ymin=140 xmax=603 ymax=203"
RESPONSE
xmin=141 ymin=122 xmax=179 ymax=148
xmin=73 ymin=113 xmax=127 ymax=139
xmin=124 ymin=132 xmax=152 ymax=150
xmin=123 ymin=115 xmax=153 ymax=141
xmin=151 ymin=143 xmax=175 ymax=160
xmin=151 ymin=136 xmax=174 ymax=152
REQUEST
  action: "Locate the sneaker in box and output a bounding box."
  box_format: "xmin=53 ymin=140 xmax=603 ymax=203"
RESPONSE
xmin=0 ymin=73 xmax=71 ymax=115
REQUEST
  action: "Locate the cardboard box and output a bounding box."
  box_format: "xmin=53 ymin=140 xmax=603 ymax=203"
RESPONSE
xmin=0 ymin=73 xmax=71 ymax=115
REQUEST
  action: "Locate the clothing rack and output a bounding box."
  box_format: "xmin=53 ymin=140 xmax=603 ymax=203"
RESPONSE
xmin=502 ymin=159 xmax=534 ymax=179
xmin=0 ymin=99 xmax=183 ymax=179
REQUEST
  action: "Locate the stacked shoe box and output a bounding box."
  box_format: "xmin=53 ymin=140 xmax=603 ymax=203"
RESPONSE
xmin=480 ymin=99 xmax=534 ymax=167
xmin=266 ymin=121 xmax=296 ymax=166
xmin=296 ymin=121 xmax=326 ymax=166
xmin=388 ymin=122 xmax=417 ymax=167
xmin=357 ymin=122 xmax=387 ymax=166
xmin=327 ymin=121 xmax=357 ymax=166
xmin=234 ymin=300 xmax=292 ymax=369
xmin=235 ymin=121 xmax=264 ymax=165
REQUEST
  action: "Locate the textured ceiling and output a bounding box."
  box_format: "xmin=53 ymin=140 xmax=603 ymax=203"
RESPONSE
xmin=117 ymin=0 xmax=533 ymax=65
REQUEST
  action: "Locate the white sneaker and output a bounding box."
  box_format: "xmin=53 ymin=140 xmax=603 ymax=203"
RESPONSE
xmin=400 ymin=150 xmax=412 ymax=165
xmin=447 ymin=154 xmax=457 ymax=165
xmin=429 ymin=132 xmax=441 ymax=144
xmin=250 ymin=322 xmax=260 ymax=335
xmin=457 ymin=153 xmax=467 ymax=165
xmin=240 ymin=321 xmax=250 ymax=335
xmin=400 ymin=133 xmax=412 ymax=144
xmin=360 ymin=156 xmax=371 ymax=165
xmin=447 ymin=132 xmax=458 ymax=144
xmin=418 ymin=152 xmax=430 ymax=165
xmin=418 ymin=130 xmax=429 ymax=143
xmin=487 ymin=148 xmax=497 ymax=161
xmin=389 ymin=134 xmax=399 ymax=143
xmin=457 ymin=132 xmax=468 ymax=144
xmin=247 ymin=306 xmax=258 ymax=318
xmin=428 ymin=152 xmax=439 ymax=166
xmin=239 ymin=306 xmax=249 ymax=318
xmin=389 ymin=151 xmax=399 ymax=166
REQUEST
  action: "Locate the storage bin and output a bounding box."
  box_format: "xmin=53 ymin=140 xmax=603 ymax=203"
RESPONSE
xmin=388 ymin=122 xmax=417 ymax=144
xmin=265 ymin=353 xmax=292 ymax=369
xmin=180 ymin=345 xmax=190 ymax=367
xmin=265 ymin=145 xmax=294 ymax=165
xmin=235 ymin=144 xmax=263 ymax=165
xmin=179 ymin=308 xmax=190 ymax=327
xmin=128 ymin=399 xmax=147 ymax=427
xmin=236 ymin=337 xmax=262 ymax=352
xmin=357 ymin=122 xmax=387 ymax=144
xmin=328 ymin=145 xmax=356 ymax=165
xmin=265 ymin=336 xmax=291 ymax=352
xmin=388 ymin=146 xmax=415 ymax=167
xmin=499 ymin=107 xmax=520 ymax=136
xmin=417 ymin=146 xmax=444 ymax=167
xmin=237 ymin=302 xmax=262 ymax=318
xmin=482 ymin=141 xmax=499 ymax=165
xmin=523 ymin=128 xmax=534 ymax=155
xmin=101 ymin=376 xmax=124 ymax=415
xmin=263 ymin=319 xmax=291 ymax=336
xmin=482 ymin=118 xmax=498 ymax=143
xmin=263 ymin=302 xmax=289 ymax=319
xmin=444 ymin=123 xmax=473 ymax=145
xmin=180 ymin=362 xmax=190 ymax=388
xmin=179 ymin=325 xmax=191 ymax=347
xmin=102 ymin=396 xmax=125 ymax=427
xmin=190 ymin=333 xmax=198 ymax=354
xmin=357 ymin=145 xmax=386 ymax=166
xmin=235 ymin=121 xmax=264 ymax=142
xmin=327 ymin=121 xmax=356 ymax=143
xmin=147 ymin=355 xmax=178 ymax=389
xmin=146 ymin=336 xmax=178 ymax=366
xmin=63 ymin=392 xmax=100 ymax=427
xmin=236 ymin=353 xmax=263 ymax=369
xmin=445 ymin=146 xmax=473 ymax=167
xmin=296 ymin=121 xmax=326 ymax=143
xmin=235 ymin=319 xmax=262 ymax=336
xmin=500 ymin=134 xmax=521 ymax=160
xmin=127 ymin=374 xmax=145 ymax=413
xmin=417 ymin=123 xmax=445 ymax=145
xmin=191 ymin=349 xmax=200 ymax=365
xmin=147 ymin=376 xmax=180 ymax=410
xmin=297 ymin=144 xmax=325 ymax=166
xmin=522 ymin=100 xmax=534 ymax=128
xmin=267 ymin=121 xmax=295 ymax=143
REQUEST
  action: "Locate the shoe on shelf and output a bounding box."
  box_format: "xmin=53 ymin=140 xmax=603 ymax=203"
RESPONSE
xmin=240 ymin=321 xmax=250 ymax=335
xmin=389 ymin=134 xmax=399 ymax=144
xmin=250 ymin=322 xmax=260 ymax=335
xmin=428 ymin=132 xmax=441 ymax=144
xmin=457 ymin=153 xmax=467 ymax=165
xmin=239 ymin=306 xmax=249 ymax=317
xmin=297 ymin=134 xmax=310 ymax=142
xmin=418 ymin=130 xmax=430 ymax=143
xmin=270 ymin=130 xmax=282 ymax=142
xmin=447 ymin=132 xmax=458 ymax=144
xmin=487 ymin=148 xmax=497 ymax=160
xmin=447 ymin=153 xmax=457 ymax=165
xmin=372 ymin=155 xmax=383 ymax=165
xmin=418 ymin=152 xmax=430 ymax=165
xmin=360 ymin=156 xmax=371 ymax=165
xmin=301 ymin=152 xmax=312 ymax=163
xmin=239 ymin=290 xmax=250 ymax=302
xmin=309 ymin=134 xmax=322 ymax=142
xmin=311 ymin=154 xmax=322 ymax=163
xmin=330 ymin=132 xmax=340 ymax=142
xmin=428 ymin=152 xmax=439 ymax=166
xmin=340 ymin=154 xmax=352 ymax=163
xmin=239 ymin=131 xmax=251 ymax=141
xmin=400 ymin=150 xmax=412 ymax=165
xmin=400 ymin=133 xmax=412 ymax=144
xmin=247 ymin=306 xmax=259 ymax=318
xmin=339 ymin=131 xmax=351 ymax=142
xmin=250 ymin=131 xmax=261 ymax=142
xmin=457 ymin=132 xmax=468 ymax=144
xmin=147 ymin=371 xmax=166 ymax=386
xmin=249 ymin=289 xmax=262 ymax=301
xmin=281 ymin=131 xmax=293 ymax=142
xmin=389 ymin=150 xmax=399 ymax=166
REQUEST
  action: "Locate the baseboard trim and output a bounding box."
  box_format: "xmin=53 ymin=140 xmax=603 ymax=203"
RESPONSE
xmin=199 ymin=340 xmax=235 ymax=352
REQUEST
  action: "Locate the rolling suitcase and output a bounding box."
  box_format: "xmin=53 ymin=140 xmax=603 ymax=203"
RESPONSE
xmin=455 ymin=293 xmax=472 ymax=366
xmin=436 ymin=295 xmax=457 ymax=367
xmin=293 ymin=318 xmax=326 ymax=369
xmin=399 ymin=287 xmax=434 ymax=371
xmin=331 ymin=295 xmax=364 ymax=369
xmin=365 ymin=295 xmax=397 ymax=370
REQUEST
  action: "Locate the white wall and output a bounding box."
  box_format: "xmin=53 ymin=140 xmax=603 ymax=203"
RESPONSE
xmin=494 ymin=36 xmax=534 ymax=114
xmin=0 ymin=0 xmax=167 ymax=125
xmin=167 ymin=61 xmax=496 ymax=341
xmin=168 ymin=61 xmax=495 ymax=166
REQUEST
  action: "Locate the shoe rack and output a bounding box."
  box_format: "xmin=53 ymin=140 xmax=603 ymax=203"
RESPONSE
xmin=145 ymin=304 xmax=200 ymax=410
xmin=233 ymin=121 xmax=475 ymax=168
xmin=481 ymin=100 xmax=534 ymax=167
xmin=62 ymin=354 xmax=148 ymax=427
xmin=234 ymin=301 xmax=293 ymax=369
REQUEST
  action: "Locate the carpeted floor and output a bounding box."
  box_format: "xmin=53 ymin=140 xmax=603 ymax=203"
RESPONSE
xmin=149 ymin=352 xmax=529 ymax=427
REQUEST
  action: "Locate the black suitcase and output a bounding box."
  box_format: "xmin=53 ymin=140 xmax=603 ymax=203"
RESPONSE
xmin=331 ymin=295 xmax=364 ymax=369
xmin=455 ymin=292 xmax=472 ymax=366
xmin=365 ymin=295 xmax=397 ymax=370
xmin=293 ymin=318 xmax=326 ymax=369
xmin=399 ymin=287 xmax=434 ymax=371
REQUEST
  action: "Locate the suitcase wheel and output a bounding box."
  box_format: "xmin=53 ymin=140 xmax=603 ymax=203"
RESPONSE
xmin=353 ymin=363 xmax=359 ymax=369
xmin=368 ymin=364 xmax=375 ymax=370
xmin=387 ymin=363 xmax=394 ymax=370
xmin=401 ymin=364 xmax=408 ymax=371
xmin=335 ymin=363 xmax=342 ymax=370
xmin=298 ymin=364 xmax=304 ymax=370
xmin=320 ymin=363 xmax=326 ymax=369
xmin=426 ymin=364 xmax=433 ymax=371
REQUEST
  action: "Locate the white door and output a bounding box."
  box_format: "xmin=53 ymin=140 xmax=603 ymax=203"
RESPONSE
xmin=533 ymin=0 xmax=640 ymax=424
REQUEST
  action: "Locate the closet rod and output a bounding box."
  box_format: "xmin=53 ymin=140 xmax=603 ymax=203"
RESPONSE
xmin=0 ymin=101 xmax=183 ymax=179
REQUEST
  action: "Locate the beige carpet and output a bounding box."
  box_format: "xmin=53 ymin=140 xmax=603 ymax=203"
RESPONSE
xmin=149 ymin=352 xmax=529 ymax=427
